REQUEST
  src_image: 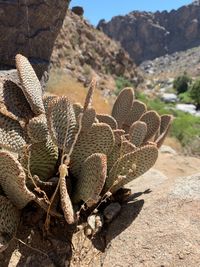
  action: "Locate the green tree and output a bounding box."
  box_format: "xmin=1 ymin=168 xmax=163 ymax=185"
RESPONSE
xmin=173 ymin=73 xmax=191 ymax=94
xmin=190 ymin=79 xmax=200 ymax=110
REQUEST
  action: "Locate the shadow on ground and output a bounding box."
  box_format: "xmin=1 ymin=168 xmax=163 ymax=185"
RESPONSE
xmin=92 ymin=189 xmax=151 ymax=252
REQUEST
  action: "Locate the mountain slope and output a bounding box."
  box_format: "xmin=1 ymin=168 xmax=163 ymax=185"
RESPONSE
xmin=98 ymin=1 xmax=200 ymax=64
xmin=50 ymin=10 xmax=142 ymax=91
xmin=140 ymin=45 xmax=200 ymax=78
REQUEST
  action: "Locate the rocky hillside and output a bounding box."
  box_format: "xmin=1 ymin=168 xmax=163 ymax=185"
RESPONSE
xmin=98 ymin=1 xmax=200 ymax=64
xmin=51 ymin=10 xmax=141 ymax=91
xmin=140 ymin=45 xmax=200 ymax=78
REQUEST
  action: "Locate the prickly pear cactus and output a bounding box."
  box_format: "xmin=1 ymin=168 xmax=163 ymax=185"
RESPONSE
xmin=0 ymin=54 xmax=173 ymax=253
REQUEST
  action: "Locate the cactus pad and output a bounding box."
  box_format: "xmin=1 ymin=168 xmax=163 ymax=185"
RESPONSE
xmin=0 ymin=79 xmax=34 ymax=122
xmin=15 ymin=54 xmax=45 ymax=115
xmin=81 ymin=108 xmax=96 ymax=132
xmin=47 ymin=96 xmax=77 ymax=153
xmin=43 ymin=95 xmax=57 ymax=113
xmin=129 ymin=121 xmax=147 ymax=146
xmin=123 ymin=100 xmax=147 ymax=132
xmin=96 ymin=114 xmax=118 ymax=129
xmin=0 ymin=196 xmax=20 ymax=252
xmin=70 ymin=123 xmax=114 ymax=178
xmin=20 ymin=138 xmax=58 ymax=182
xmin=105 ymin=144 xmax=158 ymax=193
xmin=73 ymin=153 xmax=107 ymax=205
xmin=59 ymin=164 xmax=75 ymax=224
xmin=0 ymin=151 xmax=35 ymax=208
xmin=0 ymin=113 xmax=26 ymax=152
xmin=27 ymin=114 xmax=49 ymax=143
xmin=140 ymin=111 xmax=161 ymax=143
xmin=73 ymin=102 xmax=83 ymax=121
xmin=121 ymin=140 xmax=137 ymax=155
xmin=107 ymin=129 xmax=125 ymax=172
xmin=111 ymin=88 xmax=134 ymax=128
xmin=83 ymin=79 xmax=96 ymax=111
xmin=155 ymin=114 xmax=173 ymax=148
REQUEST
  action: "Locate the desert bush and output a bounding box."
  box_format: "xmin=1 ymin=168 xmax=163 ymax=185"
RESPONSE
xmin=115 ymin=76 xmax=133 ymax=95
xmin=178 ymin=91 xmax=194 ymax=104
xmin=173 ymin=73 xmax=191 ymax=94
xmin=190 ymin=78 xmax=200 ymax=110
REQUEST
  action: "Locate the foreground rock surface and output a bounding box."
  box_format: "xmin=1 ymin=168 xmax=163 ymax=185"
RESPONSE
xmin=101 ymin=152 xmax=200 ymax=266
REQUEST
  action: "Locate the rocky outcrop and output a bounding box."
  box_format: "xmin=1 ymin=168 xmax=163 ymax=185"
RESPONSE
xmin=98 ymin=2 xmax=200 ymax=64
xmin=0 ymin=0 xmax=70 ymax=79
xmin=51 ymin=10 xmax=142 ymax=91
xmin=71 ymin=6 xmax=84 ymax=16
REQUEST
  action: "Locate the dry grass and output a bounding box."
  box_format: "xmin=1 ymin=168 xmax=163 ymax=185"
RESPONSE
xmin=46 ymin=70 xmax=111 ymax=114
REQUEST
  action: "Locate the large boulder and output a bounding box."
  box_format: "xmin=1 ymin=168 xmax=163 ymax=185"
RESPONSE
xmin=98 ymin=152 xmax=200 ymax=266
xmin=71 ymin=6 xmax=84 ymax=16
xmin=0 ymin=0 xmax=71 ymax=79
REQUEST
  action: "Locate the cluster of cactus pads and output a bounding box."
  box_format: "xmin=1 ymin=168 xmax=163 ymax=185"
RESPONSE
xmin=0 ymin=54 xmax=173 ymax=251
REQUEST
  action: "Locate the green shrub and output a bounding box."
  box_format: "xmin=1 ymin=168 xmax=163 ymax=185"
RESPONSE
xmin=173 ymin=73 xmax=191 ymax=94
xmin=190 ymin=79 xmax=200 ymax=110
xmin=178 ymin=91 xmax=194 ymax=104
xmin=115 ymin=76 xmax=133 ymax=95
xmin=135 ymin=91 xmax=147 ymax=102
xmin=171 ymin=113 xmax=200 ymax=152
xmin=136 ymin=93 xmax=174 ymax=115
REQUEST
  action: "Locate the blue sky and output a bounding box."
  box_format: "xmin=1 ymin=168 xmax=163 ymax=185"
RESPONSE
xmin=69 ymin=0 xmax=192 ymax=25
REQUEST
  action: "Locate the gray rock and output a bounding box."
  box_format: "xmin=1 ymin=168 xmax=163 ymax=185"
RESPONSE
xmin=161 ymin=93 xmax=178 ymax=103
xmin=71 ymin=6 xmax=84 ymax=16
xmin=128 ymin=168 xmax=168 ymax=192
xmin=159 ymin=145 xmax=177 ymax=155
xmin=176 ymin=103 xmax=200 ymax=116
xmin=101 ymin=171 xmax=200 ymax=266
xmin=170 ymin=173 xmax=200 ymax=200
